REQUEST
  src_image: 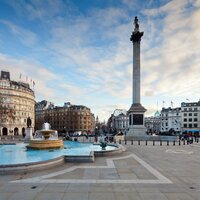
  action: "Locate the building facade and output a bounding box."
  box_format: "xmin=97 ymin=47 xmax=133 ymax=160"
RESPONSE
xmin=35 ymin=101 xmax=95 ymax=134
xmin=0 ymin=71 xmax=35 ymax=136
xmin=181 ymin=101 xmax=200 ymax=135
xmin=144 ymin=111 xmax=161 ymax=134
xmin=160 ymin=107 xmax=181 ymax=134
xmin=107 ymin=110 xmax=128 ymax=134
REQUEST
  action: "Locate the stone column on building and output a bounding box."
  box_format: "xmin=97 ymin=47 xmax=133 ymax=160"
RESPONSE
xmin=126 ymin=16 xmax=147 ymax=139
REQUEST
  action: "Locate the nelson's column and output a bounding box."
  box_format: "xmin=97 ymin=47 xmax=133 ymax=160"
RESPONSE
xmin=126 ymin=16 xmax=147 ymax=139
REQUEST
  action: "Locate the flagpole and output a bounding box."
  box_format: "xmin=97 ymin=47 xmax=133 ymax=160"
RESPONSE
xmin=33 ymin=81 xmax=35 ymax=91
xmin=19 ymin=73 xmax=22 ymax=86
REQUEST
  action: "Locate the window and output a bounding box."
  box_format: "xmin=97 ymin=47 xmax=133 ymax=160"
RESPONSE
xmin=194 ymin=108 xmax=197 ymax=111
xmin=194 ymin=118 xmax=197 ymax=122
xmin=194 ymin=113 xmax=198 ymax=116
xmin=184 ymin=113 xmax=187 ymax=116
xmin=189 ymin=118 xmax=192 ymax=122
xmin=184 ymin=108 xmax=187 ymax=111
xmin=194 ymin=124 xmax=197 ymax=127
xmin=184 ymin=118 xmax=187 ymax=122
xmin=189 ymin=113 xmax=192 ymax=116
xmin=184 ymin=124 xmax=187 ymax=128
xmin=189 ymin=108 xmax=192 ymax=111
xmin=189 ymin=124 xmax=192 ymax=128
xmin=165 ymin=122 xmax=168 ymax=126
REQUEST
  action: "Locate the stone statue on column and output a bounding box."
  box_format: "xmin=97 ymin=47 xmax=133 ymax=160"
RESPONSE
xmin=27 ymin=117 xmax=32 ymax=128
xmin=134 ymin=16 xmax=139 ymax=32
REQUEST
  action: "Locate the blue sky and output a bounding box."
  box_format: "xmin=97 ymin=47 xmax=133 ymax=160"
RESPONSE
xmin=0 ymin=0 xmax=200 ymax=121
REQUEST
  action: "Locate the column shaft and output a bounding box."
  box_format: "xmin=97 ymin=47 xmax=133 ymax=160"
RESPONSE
xmin=132 ymin=42 xmax=141 ymax=104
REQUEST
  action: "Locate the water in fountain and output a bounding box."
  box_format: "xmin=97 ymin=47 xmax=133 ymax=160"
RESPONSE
xmin=42 ymin=122 xmax=51 ymax=130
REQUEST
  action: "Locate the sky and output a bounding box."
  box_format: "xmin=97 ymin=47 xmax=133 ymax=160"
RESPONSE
xmin=0 ymin=0 xmax=200 ymax=122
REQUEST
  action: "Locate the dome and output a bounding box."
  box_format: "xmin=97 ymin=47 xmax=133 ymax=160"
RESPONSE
xmin=154 ymin=110 xmax=160 ymax=117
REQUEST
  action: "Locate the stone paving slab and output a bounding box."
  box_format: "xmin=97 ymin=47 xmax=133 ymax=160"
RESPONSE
xmin=113 ymin=192 xmax=141 ymax=200
xmin=139 ymin=192 xmax=168 ymax=200
xmin=89 ymin=192 xmax=115 ymax=200
xmin=62 ymin=192 xmax=89 ymax=200
xmin=34 ymin=192 xmax=64 ymax=200
xmin=164 ymin=192 xmax=196 ymax=200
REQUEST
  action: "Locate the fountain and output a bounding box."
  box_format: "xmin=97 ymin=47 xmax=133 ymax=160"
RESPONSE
xmin=99 ymin=136 xmax=107 ymax=150
xmin=26 ymin=123 xmax=64 ymax=150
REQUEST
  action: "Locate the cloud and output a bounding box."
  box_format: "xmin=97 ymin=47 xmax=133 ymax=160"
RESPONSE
xmin=0 ymin=54 xmax=58 ymax=100
xmin=145 ymin=91 xmax=154 ymax=97
xmin=141 ymin=0 xmax=200 ymax=99
xmin=0 ymin=20 xmax=38 ymax=46
xmin=5 ymin=0 xmax=70 ymax=20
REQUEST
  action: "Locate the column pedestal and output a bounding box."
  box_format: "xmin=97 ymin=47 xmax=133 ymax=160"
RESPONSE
xmin=125 ymin=103 xmax=147 ymax=140
xmin=25 ymin=127 xmax=33 ymax=142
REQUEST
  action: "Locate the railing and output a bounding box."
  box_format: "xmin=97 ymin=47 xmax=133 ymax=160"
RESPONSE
xmin=66 ymin=135 xmax=200 ymax=146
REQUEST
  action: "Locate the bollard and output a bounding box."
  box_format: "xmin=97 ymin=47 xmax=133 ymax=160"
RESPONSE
xmin=179 ymin=140 xmax=181 ymax=146
xmin=173 ymin=141 xmax=175 ymax=146
xmin=138 ymin=140 xmax=140 ymax=145
xmin=146 ymin=140 xmax=147 ymax=146
xmin=131 ymin=140 xmax=133 ymax=145
xmin=167 ymin=140 xmax=169 ymax=146
xmin=114 ymin=139 xmax=116 ymax=144
xmin=125 ymin=140 xmax=127 ymax=145
xmin=119 ymin=140 xmax=121 ymax=144
xmin=153 ymin=140 xmax=155 ymax=146
xmin=160 ymin=140 xmax=162 ymax=146
xmin=197 ymin=138 xmax=199 ymax=143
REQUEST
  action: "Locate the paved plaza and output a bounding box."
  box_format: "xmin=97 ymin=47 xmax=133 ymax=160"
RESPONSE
xmin=0 ymin=142 xmax=200 ymax=200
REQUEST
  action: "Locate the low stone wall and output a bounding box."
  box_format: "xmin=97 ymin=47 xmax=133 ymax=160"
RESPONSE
xmin=64 ymin=152 xmax=95 ymax=163
xmin=0 ymin=156 xmax=65 ymax=175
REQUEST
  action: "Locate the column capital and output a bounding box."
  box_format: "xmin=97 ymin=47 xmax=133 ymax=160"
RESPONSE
xmin=130 ymin=31 xmax=143 ymax=43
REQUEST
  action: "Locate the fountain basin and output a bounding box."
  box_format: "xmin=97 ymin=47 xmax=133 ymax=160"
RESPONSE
xmin=27 ymin=139 xmax=64 ymax=150
xmin=0 ymin=141 xmax=124 ymax=174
